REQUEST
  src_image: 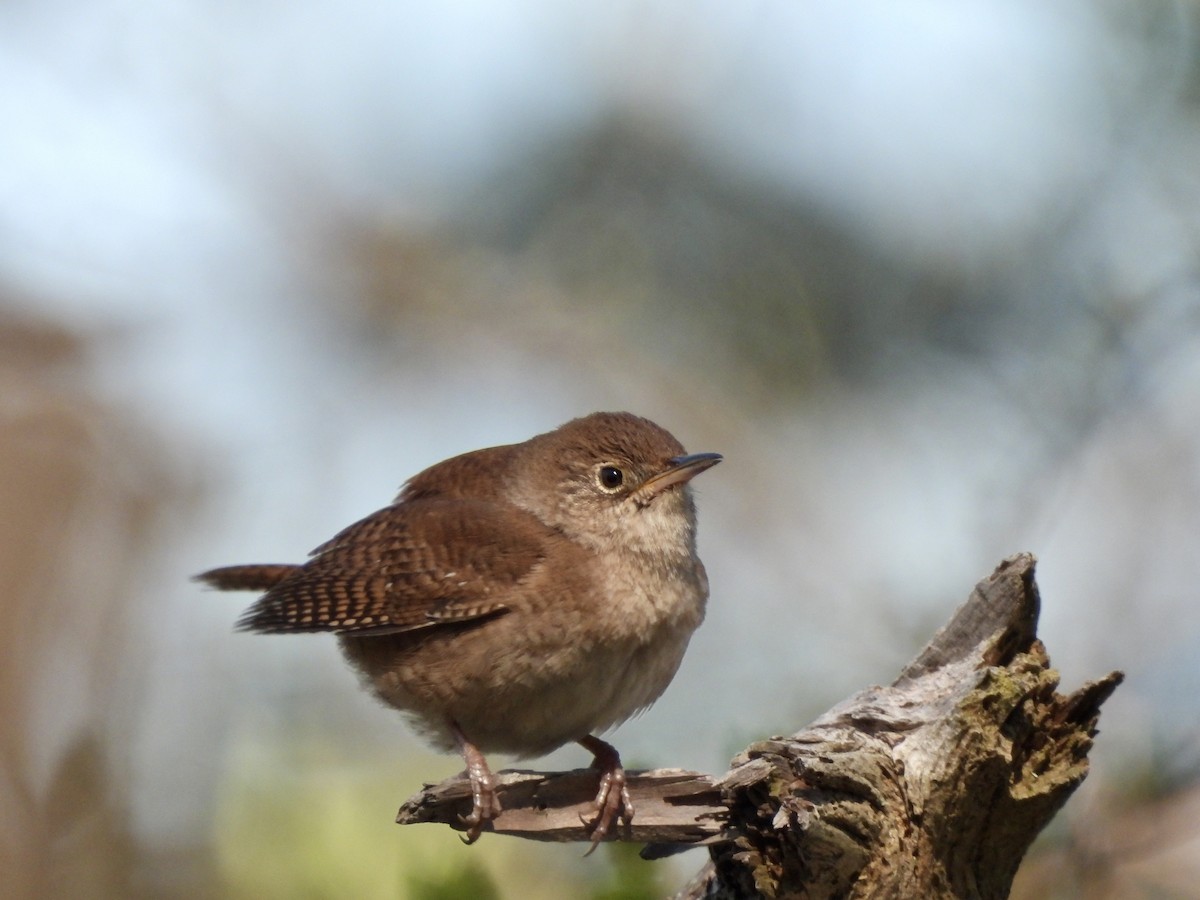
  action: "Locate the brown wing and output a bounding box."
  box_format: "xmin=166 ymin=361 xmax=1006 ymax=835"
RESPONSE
xmin=236 ymin=498 xmax=547 ymax=635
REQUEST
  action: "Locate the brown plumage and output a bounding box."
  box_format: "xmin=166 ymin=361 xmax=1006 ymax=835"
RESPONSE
xmin=195 ymin=411 xmax=721 ymax=849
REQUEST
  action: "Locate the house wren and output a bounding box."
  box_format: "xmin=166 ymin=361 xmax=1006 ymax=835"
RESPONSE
xmin=196 ymin=411 xmax=721 ymax=848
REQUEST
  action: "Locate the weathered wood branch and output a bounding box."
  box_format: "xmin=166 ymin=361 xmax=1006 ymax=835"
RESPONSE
xmin=397 ymin=553 xmax=1123 ymax=898
xmin=396 ymin=767 xmax=725 ymax=844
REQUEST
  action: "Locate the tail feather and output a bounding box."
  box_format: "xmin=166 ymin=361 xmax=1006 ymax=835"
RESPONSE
xmin=194 ymin=564 xmax=301 ymax=592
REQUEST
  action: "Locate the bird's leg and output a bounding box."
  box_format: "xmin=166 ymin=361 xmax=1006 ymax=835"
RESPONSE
xmin=451 ymin=721 xmax=502 ymax=843
xmin=577 ymin=734 xmax=633 ymax=854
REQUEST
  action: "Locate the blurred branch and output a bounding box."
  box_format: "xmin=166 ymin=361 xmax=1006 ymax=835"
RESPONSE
xmin=398 ymin=554 xmax=1123 ymax=899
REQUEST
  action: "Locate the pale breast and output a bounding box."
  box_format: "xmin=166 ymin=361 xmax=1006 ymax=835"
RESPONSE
xmin=337 ymin=549 xmax=708 ymax=757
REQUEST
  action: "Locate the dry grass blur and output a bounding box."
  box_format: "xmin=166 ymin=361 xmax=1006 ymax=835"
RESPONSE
xmin=0 ymin=308 xmax=193 ymax=898
xmin=1013 ymin=779 xmax=1200 ymax=899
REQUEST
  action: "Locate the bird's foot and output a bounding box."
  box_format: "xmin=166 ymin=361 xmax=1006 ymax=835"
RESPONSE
xmin=578 ymin=735 xmax=634 ymax=855
xmin=453 ymin=722 xmax=503 ymax=844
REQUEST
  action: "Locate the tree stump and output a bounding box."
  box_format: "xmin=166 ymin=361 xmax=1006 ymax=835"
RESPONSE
xmin=396 ymin=553 xmax=1123 ymax=899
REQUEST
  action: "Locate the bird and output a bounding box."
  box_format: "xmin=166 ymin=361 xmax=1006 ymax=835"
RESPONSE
xmin=195 ymin=411 xmax=721 ymax=849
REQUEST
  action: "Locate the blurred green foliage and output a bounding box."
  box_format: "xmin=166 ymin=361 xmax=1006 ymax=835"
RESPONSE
xmin=213 ymin=735 xmax=685 ymax=899
xmin=586 ymin=843 xmax=673 ymax=900
xmin=407 ymin=861 xmax=500 ymax=900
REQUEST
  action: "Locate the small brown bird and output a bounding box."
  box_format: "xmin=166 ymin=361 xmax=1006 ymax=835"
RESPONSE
xmin=196 ymin=411 xmax=720 ymax=848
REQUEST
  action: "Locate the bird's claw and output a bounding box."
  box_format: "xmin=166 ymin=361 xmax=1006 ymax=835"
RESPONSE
xmin=457 ymin=789 xmax=503 ymax=844
xmin=579 ymin=739 xmax=634 ymax=856
xmin=453 ymin=721 xmax=503 ymax=844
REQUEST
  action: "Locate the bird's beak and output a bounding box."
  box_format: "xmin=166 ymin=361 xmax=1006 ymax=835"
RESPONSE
xmin=637 ymin=452 xmax=723 ymax=499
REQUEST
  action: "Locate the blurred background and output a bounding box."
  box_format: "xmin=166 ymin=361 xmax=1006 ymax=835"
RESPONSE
xmin=3 ymin=0 xmax=1200 ymax=897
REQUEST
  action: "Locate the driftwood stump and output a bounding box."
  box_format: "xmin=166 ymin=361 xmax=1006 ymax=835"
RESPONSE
xmin=396 ymin=553 xmax=1123 ymax=898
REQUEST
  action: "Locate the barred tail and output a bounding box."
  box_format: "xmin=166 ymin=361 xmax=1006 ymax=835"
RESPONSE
xmin=193 ymin=564 xmax=301 ymax=592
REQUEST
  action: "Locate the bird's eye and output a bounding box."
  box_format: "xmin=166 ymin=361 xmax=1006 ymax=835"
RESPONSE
xmin=597 ymin=466 xmax=625 ymax=490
